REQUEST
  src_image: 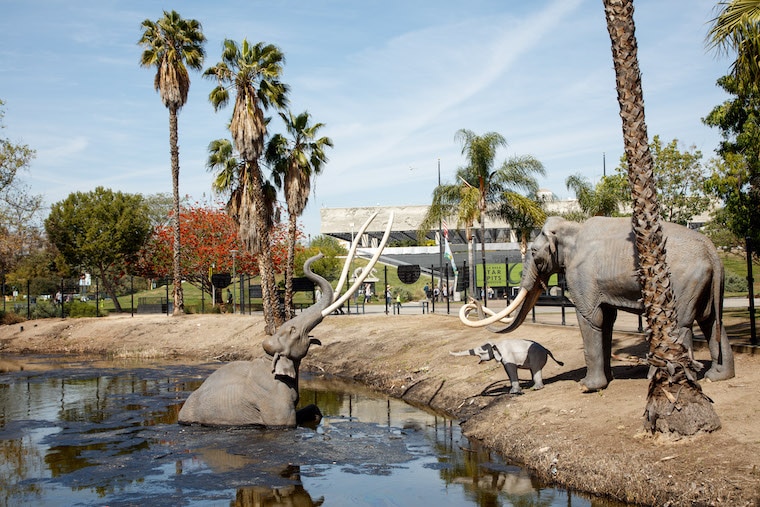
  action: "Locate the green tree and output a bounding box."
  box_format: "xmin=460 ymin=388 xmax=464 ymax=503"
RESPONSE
xmin=0 ymin=99 xmax=42 ymax=276
xmin=706 ymin=0 xmax=760 ymax=256
xmin=266 ymin=111 xmax=333 ymax=318
xmin=204 ymin=39 xmax=289 ymax=334
xmin=703 ymin=75 xmax=760 ymax=256
xmin=604 ymin=0 xmax=719 ymax=435
xmin=138 ymin=10 xmax=206 ymax=316
xmin=45 ymin=188 xmax=152 ymax=312
xmin=613 ymin=135 xmax=711 ymax=225
xmin=294 ymin=235 xmax=347 ymax=282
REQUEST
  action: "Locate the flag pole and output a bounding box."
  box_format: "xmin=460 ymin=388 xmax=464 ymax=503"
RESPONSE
xmin=437 ymin=159 xmax=443 ymax=305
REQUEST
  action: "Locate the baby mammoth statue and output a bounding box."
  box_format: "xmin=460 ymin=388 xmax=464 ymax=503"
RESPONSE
xmin=450 ymin=339 xmax=564 ymax=394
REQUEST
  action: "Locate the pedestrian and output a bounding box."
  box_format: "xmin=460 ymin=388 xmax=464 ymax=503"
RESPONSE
xmin=433 ymin=286 xmax=440 ymax=302
xmin=364 ymin=283 xmax=372 ymax=302
xmin=423 ymin=283 xmax=430 ymax=299
xmin=385 ymin=285 xmax=392 ymax=307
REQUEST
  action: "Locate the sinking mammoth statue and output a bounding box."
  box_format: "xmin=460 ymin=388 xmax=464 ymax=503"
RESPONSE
xmin=178 ymin=212 xmax=394 ymax=427
xmin=460 ymin=216 xmax=735 ymax=392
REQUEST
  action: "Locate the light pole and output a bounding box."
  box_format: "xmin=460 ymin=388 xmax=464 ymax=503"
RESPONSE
xmin=231 ymin=249 xmax=237 ymax=314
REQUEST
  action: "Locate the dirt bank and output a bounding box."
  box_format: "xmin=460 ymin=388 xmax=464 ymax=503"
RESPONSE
xmin=1 ymin=312 xmax=758 ymax=506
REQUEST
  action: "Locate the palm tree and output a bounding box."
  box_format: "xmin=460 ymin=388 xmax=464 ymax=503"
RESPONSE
xmin=266 ymin=111 xmax=333 ymax=319
xmin=564 ymin=173 xmax=627 ymax=218
xmin=708 ymin=0 xmax=760 ymax=86
xmin=138 ymin=10 xmax=206 ymax=316
xmin=204 ymin=39 xmax=289 ymax=334
xmin=603 ymin=0 xmax=719 ymax=435
xmin=421 ymin=130 xmax=544 ymax=297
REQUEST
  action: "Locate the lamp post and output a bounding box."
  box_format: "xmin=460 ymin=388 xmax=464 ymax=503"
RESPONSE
xmin=231 ymin=249 xmax=238 ymax=314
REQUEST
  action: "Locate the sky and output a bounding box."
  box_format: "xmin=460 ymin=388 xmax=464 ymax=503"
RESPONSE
xmin=1 ymin=0 xmax=734 ymax=238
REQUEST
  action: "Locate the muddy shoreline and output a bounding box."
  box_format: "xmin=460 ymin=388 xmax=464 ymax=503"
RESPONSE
xmin=1 ymin=313 xmax=758 ymax=506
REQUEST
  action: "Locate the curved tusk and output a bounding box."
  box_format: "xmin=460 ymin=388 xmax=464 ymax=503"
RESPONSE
xmin=323 ymin=211 xmax=395 ymax=317
xmin=459 ymin=288 xmax=528 ymax=327
xmin=459 ymin=304 xmax=518 ymax=326
xmin=332 ymin=212 xmax=378 ymax=303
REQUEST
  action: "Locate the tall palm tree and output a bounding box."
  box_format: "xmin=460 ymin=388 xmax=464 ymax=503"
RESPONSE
xmin=204 ymin=39 xmax=289 ymax=334
xmin=266 ymin=111 xmax=333 ymax=319
xmin=603 ymin=0 xmax=719 ymax=435
xmin=455 ymin=130 xmax=506 ymax=291
xmin=138 ymin=10 xmax=206 ymax=316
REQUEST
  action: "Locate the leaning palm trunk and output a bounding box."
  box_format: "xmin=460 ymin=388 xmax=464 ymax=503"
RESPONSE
xmin=604 ymin=0 xmax=719 ymax=435
xmin=283 ymin=212 xmax=298 ymax=320
xmin=169 ymin=105 xmax=184 ymax=315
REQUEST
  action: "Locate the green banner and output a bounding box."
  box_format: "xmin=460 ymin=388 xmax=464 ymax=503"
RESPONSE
xmin=475 ymin=263 xmax=558 ymax=287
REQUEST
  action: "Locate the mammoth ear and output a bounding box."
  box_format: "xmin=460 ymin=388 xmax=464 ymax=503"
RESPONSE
xmin=272 ymin=353 xmax=297 ymax=379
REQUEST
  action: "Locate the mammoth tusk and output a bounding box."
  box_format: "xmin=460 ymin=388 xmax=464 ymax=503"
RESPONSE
xmin=323 ymin=211 xmax=395 ymax=317
xmin=332 ymin=212 xmax=378 ymax=304
xmin=459 ymin=288 xmax=528 ymax=327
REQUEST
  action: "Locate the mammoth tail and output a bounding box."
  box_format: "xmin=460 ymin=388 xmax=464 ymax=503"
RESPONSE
xmin=547 ymin=349 xmax=564 ymax=366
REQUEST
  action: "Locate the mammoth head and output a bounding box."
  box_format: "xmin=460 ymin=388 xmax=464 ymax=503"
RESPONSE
xmin=527 ymin=217 xmax=569 ymax=284
xmin=261 ymin=211 xmax=395 ymax=380
xmin=262 ymin=254 xmax=332 ymax=378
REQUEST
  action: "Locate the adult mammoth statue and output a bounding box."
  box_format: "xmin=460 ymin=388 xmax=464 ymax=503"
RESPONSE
xmin=178 ymin=212 xmax=394 ymax=427
xmin=460 ymin=216 xmax=735 ymax=392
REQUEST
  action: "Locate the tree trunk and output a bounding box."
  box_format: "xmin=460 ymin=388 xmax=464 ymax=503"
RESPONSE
xmin=480 ymin=216 xmax=487 ymax=301
xmin=283 ymin=212 xmax=297 ymax=320
xmin=169 ymin=106 xmax=184 ymax=316
xmin=604 ymin=0 xmax=719 ymax=436
xmin=247 ymin=161 xmax=283 ymax=334
xmin=467 ymin=227 xmax=475 ymax=299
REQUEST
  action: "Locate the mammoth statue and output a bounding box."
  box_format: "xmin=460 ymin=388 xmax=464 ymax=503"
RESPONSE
xmin=178 ymin=212 xmax=394 ymax=427
xmin=460 ymin=216 xmax=735 ymax=392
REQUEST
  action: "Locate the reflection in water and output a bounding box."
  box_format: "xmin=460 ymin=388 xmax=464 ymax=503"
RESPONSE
xmin=233 ymin=465 xmax=325 ymax=507
xmin=0 ymin=355 xmax=614 ymax=506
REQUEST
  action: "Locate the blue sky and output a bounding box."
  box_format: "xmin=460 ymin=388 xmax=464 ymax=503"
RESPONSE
xmin=1 ymin=0 xmax=732 ymax=237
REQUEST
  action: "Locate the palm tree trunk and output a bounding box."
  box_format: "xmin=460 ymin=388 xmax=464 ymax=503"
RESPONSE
xmin=283 ymin=213 xmax=297 ymax=320
xmin=466 ymin=226 xmax=475 ymax=298
xmin=247 ymin=161 xmax=283 ymax=333
xmin=480 ymin=216 xmax=487 ymax=302
xmin=169 ymin=106 xmax=184 ymax=316
xmin=604 ymin=0 xmax=719 ymax=435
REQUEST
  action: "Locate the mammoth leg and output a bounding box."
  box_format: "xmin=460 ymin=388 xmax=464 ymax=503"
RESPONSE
xmin=531 ymin=368 xmax=545 ymax=390
xmin=699 ymin=317 xmax=735 ymax=381
xmin=601 ymin=306 xmax=616 ymax=384
xmin=502 ymin=362 xmax=522 ymax=394
xmin=576 ymin=308 xmax=613 ymax=391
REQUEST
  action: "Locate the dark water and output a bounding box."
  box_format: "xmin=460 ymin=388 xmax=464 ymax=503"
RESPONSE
xmin=0 ymin=355 xmax=614 ymax=506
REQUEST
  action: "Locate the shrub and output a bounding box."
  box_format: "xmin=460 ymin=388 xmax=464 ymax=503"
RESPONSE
xmin=31 ymin=300 xmax=59 ymax=319
xmin=724 ymin=271 xmax=748 ymax=294
xmin=67 ymin=301 xmax=99 ymax=318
